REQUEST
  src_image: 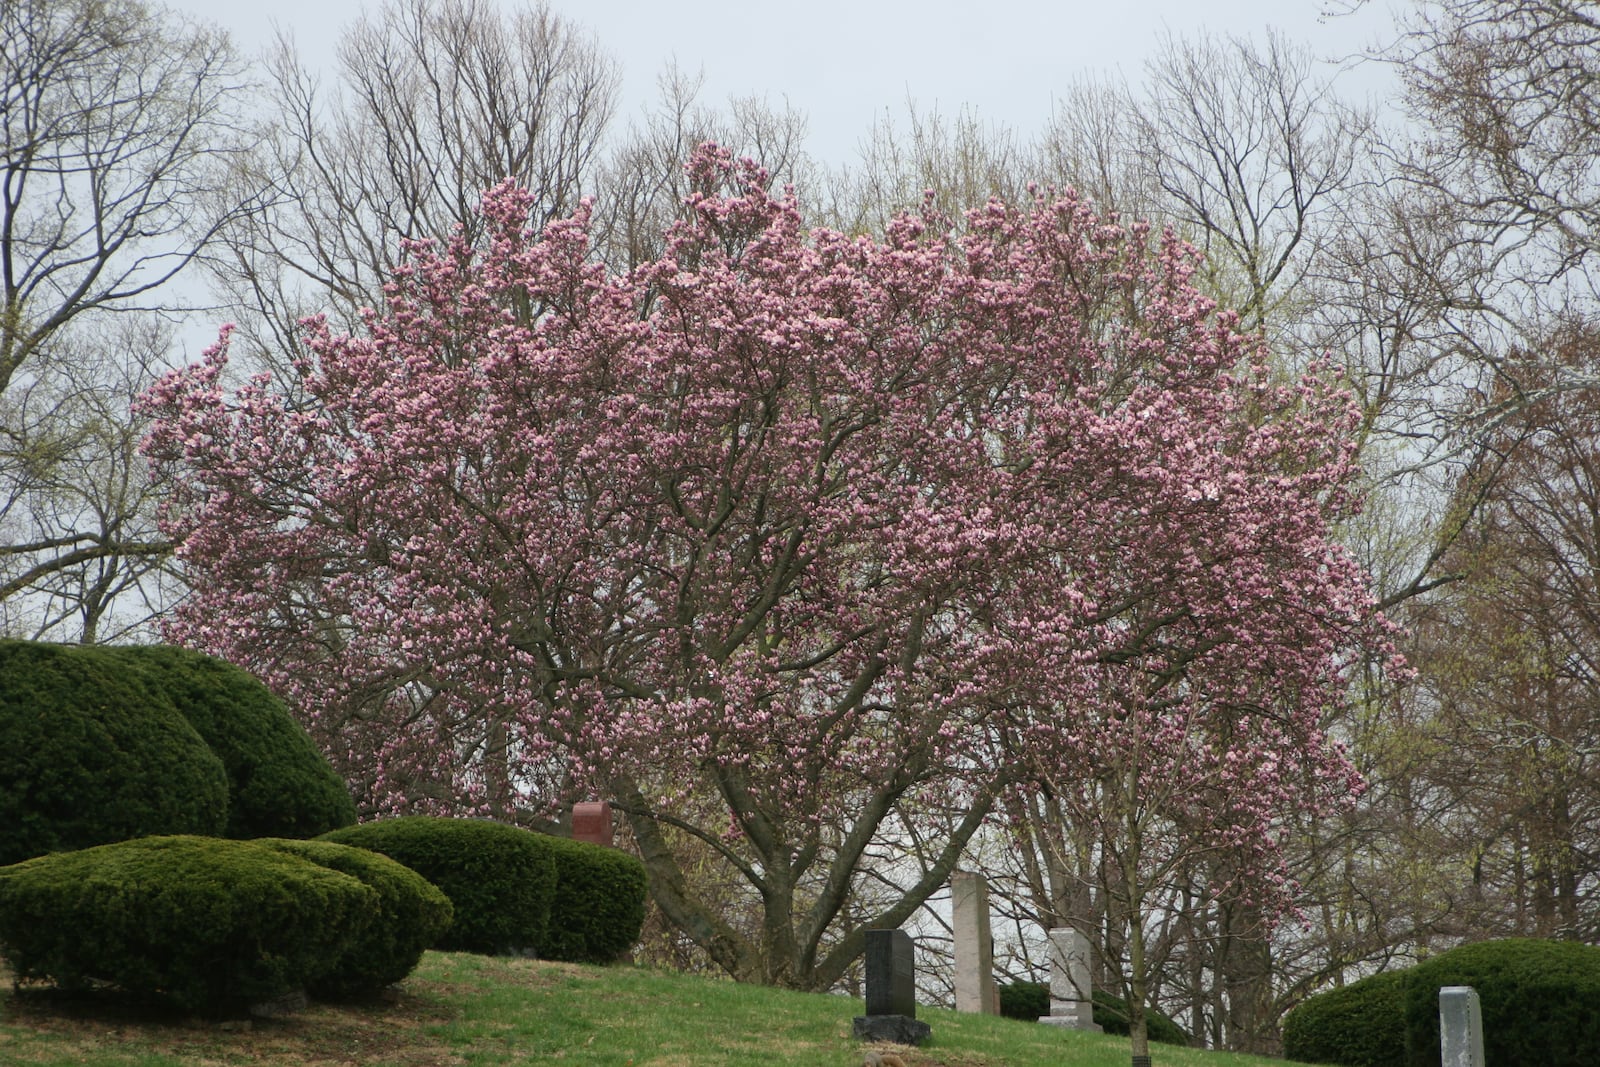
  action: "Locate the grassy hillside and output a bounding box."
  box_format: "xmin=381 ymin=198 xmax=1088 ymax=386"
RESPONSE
xmin=0 ymin=951 xmax=1310 ymax=1066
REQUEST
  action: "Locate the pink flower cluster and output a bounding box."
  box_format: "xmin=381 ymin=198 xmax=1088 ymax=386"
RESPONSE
xmin=141 ymin=146 xmax=1391 ymax=904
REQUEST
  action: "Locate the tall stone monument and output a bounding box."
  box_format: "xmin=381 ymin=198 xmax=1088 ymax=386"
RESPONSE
xmin=1038 ymin=926 xmax=1100 ymax=1031
xmin=951 ymin=871 xmax=998 ymax=1014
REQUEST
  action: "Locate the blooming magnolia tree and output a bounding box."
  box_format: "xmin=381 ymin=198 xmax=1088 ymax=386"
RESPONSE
xmin=141 ymin=147 xmax=1390 ymax=999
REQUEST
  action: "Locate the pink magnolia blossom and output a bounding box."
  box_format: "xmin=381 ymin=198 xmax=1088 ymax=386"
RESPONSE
xmin=139 ymin=145 xmax=1393 ymax=987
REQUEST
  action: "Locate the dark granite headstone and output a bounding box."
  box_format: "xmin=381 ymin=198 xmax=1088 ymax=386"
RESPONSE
xmin=863 ymin=928 xmax=916 ymax=1017
xmin=853 ymin=928 xmax=929 ymax=1046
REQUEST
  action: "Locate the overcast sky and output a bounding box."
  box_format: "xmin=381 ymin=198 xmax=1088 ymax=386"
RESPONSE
xmin=171 ymin=0 xmax=1402 ymax=166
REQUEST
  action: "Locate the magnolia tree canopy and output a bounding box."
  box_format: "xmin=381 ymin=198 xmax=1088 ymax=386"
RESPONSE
xmin=141 ymin=147 xmax=1391 ymax=989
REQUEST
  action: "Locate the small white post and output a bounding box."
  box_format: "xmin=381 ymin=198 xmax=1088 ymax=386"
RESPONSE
xmin=1439 ymin=985 xmax=1486 ymax=1067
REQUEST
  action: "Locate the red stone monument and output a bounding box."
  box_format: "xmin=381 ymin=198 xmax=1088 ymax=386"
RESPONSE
xmin=572 ymin=800 xmax=613 ymax=846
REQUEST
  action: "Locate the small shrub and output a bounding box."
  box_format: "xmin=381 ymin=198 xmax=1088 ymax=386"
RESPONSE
xmin=999 ymin=979 xmax=1050 ymax=1020
xmin=1402 ymin=938 xmax=1600 ymax=1067
xmin=0 ymin=836 xmax=374 ymax=1014
xmin=1093 ymin=989 xmax=1190 ymax=1046
xmin=0 ymin=640 xmax=228 ymax=866
xmin=319 ymin=816 xmax=558 ymax=955
xmin=256 ymin=838 xmax=452 ymax=997
xmin=538 ymin=834 xmax=647 ymax=963
xmin=1283 ymin=969 xmax=1406 ymax=1067
xmin=106 ymin=644 xmax=356 ymax=839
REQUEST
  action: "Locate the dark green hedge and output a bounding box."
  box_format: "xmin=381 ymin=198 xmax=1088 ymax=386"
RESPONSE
xmin=999 ymin=979 xmax=1049 ymax=1020
xmin=319 ymin=816 xmax=559 ymax=955
xmin=538 ymin=834 xmax=647 ymax=963
xmin=318 ymin=818 xmax=646 ymax=962
xmin=0 ymin=836 xmax=373 ymax=1014
xmin=1402 ymin=938 xmax=1600 ymax=1067
xmin=1093 ymin=989 xmax=1190 ymax=1046
xmin=0 ymin=641 xmax=229 ymax=866
xmin=1283 ymin=969 xmax=1407 ymax=1067
xmin=105 ymin=645 xmax=356 ymax=840
xmin=995 ymin=979 xmax=1187 ymax=1044
xmin=255 ymin=838 xmax=452 ymax=998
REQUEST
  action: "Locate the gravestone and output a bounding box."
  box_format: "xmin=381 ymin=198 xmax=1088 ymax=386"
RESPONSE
xmin=1038 ymin=926 xmax=1100 ymax=1031
xmin=951 ymin=870 xmax=998 ymax=1014
xmin=865 ymin=928 xmax=916 ymax=1016
xmin=1439 ymin=986 xmax=1486 ymax=1067
xmin=572 ymin=801 xmax=613 ymax=847
xmin=852 ymin=928 xmax=931 ymax=1046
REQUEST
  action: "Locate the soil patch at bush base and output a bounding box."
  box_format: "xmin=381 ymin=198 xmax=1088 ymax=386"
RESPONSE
xmin=1 ymin=960 xmax=462 ymax=1066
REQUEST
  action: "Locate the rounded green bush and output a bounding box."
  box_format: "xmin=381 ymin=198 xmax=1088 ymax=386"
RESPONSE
xmin=1283 ymin=969 xmax=1407 ymax=1067
xmin=1092 ymin=989 xmax=1190 ymax=1046
xmin=0 ymin=836 xmax=374 ymax=1014
xmin=999 ymin=979 xmax=1050 ymax=1020
xmin=538 ymin=834 xmax=647 ymax=963
xmin=0 ymin=640 xmax=229 ymax=866
xmin=105 ymin=645 xmax=356 ymax=839
xmin=319 ymin=816 xmax=558 ymax=955
xmin=1402 ymin=938 xmax=1600 ymax=1067
xmin=255 ymin=838 xmax=452 ymax=998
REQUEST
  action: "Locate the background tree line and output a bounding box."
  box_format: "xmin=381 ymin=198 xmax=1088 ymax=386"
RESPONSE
xmin=5 ymin=0 xmax=1599 ymax=1053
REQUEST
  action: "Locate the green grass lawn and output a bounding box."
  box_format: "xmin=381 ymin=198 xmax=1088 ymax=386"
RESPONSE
xmin=0 ymin=951 xmax=1310 ymax=1066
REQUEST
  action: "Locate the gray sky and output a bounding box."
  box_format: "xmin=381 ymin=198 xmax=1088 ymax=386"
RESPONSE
xmin=173 ymin=0 xmax=1400 ymax=166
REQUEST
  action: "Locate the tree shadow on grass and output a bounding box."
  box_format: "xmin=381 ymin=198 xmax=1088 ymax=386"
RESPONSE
xmin=1 ymin=962 xmax=465 ymax=1067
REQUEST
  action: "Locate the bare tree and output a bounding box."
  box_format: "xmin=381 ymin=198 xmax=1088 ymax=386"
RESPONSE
xmin=1396 ymin=0 xmax=1600 ymax=293
xmin=1399 ymin=327 xmax=1600 ymax=942
xmin=1240 ymin=1 xmax=1600 ymax=1037
xmin=589 ymin=65 xmax=813 ymax=270
xmin=1 ymin=0 xmax=247 ymax=390
xmin=1037 ymin=77 xmax=1166 ymax=227
xmin=217 ymin=0 xmax=620 ymax=354
xmin=820 ymin=99 xmax=1030 ymax=238
xmin=1350 ymin=0 xmax=1600 ymax=436
xmin=1133 ymin=30 xmax=1371 ymax=338
xmin=0 ymin=0 xmax=249 ymax=639
xmin=0 ymin=318 xmax=179 ymax=642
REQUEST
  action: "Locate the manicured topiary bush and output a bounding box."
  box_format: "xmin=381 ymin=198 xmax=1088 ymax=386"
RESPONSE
xmin=106 ymin=644 xmax=356 ymax=839
xmin=1283 ymin=969 xmax=1406 ymax=1067
xmin=256 ymin=838 xmax=452 ymax=997
xmin=1093 ymin=989 xmax=1191 ymax=1046
xmin=0 ymin=836 xmax=374 ymax=1014
xmin=1401 ymin=938 xmax=1600 ymax=1067
xmin=999 ymin=979 xmax=1050 ymax=1020
xmin=538 ymin=834 xmax=647 ymax=963
xmin=319 ymin=816 xmax=558 ymax=955
xmin=0 ymin=640 xmax=229 ymax=866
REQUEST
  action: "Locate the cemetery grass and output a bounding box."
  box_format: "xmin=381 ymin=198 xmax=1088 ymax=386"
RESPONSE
xmin=0 ymin=952 xmax=1319 ymax=1067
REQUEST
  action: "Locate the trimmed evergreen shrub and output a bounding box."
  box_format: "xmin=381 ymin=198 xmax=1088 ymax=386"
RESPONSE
xmin=106 ymin=644 xmax=356 ymax=839
xmin=1093 ymin=989 xmax=1191 ymax=1046
xmin=538 ymin=834 xmax=647 ymax=963
xmin=999 ymin=979 xmax=1050 ymax=1020
xmin=319 ymin=816 xmax=558 ymax=955
xmin=0 ymin=640 xmax=229 ymax=866
xmin=0 ymin=836 xmax=374 ymax=1014
xmin=256 ymin=838 xmax=452 ymax=998
xmin=1283 ymin=969 xmax=1407 ymax=1067
xmin=1401 ymin=938 xmax=1600 ymax=1067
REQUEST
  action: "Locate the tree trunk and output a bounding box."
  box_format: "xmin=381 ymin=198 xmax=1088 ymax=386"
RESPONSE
xmin=1128 ymin=903 xmax=1152 ymax=1066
